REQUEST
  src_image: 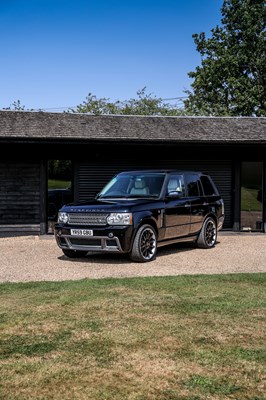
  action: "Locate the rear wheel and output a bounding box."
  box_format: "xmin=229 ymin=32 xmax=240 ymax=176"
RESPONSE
xmin=130 ymin=224 xmax=157 ymax=262
xmin=62 ymin=249 xmax=88 ymax=258
xmin=197 ymin=217 xmax=217 ymax=248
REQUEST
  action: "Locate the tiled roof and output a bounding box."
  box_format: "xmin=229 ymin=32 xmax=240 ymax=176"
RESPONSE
xmin=0 ymin=111 xmax=266 ymax=143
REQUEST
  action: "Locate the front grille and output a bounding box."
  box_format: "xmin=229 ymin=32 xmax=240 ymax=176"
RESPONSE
xmin=70 ymin=238 xmax=102 ymax=246
xmin=68 ymin=213 xmax=108 ymax=226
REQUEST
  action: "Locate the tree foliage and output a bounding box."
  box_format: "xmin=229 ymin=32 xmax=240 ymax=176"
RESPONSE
xmin=69 ymin=87 xmax=185 ymax=116
xmin=2 ymin=100 xmax=26 ymax=111
xmin=48 ymin=160 xmax=72 ymax=180
xmin=184 ymin=0 xmax=266 ymax=116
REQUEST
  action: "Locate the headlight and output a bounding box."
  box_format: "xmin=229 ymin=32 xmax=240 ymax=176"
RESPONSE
xmin=107 ymin=213 xmax=132 ymax=225
xmin=58 ymin=212 xmax=69 ymax=224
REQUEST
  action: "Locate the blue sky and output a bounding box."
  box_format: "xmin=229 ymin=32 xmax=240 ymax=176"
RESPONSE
xmin=0 ymin=0 xmax=223 ymax=111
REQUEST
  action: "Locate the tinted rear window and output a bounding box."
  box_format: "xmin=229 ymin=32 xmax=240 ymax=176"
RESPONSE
xmin=186 ymin=174 xmax=202 ymax=197
xmin=200 ymin=176 xmax=217 ymax=196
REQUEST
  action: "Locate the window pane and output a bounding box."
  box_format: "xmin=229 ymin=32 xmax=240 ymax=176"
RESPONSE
xmin=167 ymin=175 xmax=185 ymax=196
xmin=201 ymin=176 xmax=216 ymax=196
xmin=241 ymin=162 xmax=263 ymax=231
xmin=186 ymin=174 xmax=200 ymax=197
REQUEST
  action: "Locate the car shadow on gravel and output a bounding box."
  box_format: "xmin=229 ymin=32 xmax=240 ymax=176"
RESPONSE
xmin=57 ymin=242 xmax=199 ymax=265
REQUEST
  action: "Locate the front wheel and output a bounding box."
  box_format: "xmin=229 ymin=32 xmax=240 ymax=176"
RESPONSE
xmin=62 ymin=249 xmax=88 ymax=258
xmin=197 ymin=217 xmax=217 ymax=249
xmin=130 ymin=224 xmax=157 ymax=262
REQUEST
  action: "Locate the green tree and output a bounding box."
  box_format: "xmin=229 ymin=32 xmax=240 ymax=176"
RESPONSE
xmin=2 ymin=100 xmax=26 ymax=111
xmin=69 ymin=87 xmax=185 ymax=116
xmin=48 ymin=160 xmax=72 ymax=180
xmin=184 ymin=0 xmax=266 ymax=116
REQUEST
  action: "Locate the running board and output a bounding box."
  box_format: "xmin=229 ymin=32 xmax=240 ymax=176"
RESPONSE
xmin=157 ymin=235 xmax=197 ymax=248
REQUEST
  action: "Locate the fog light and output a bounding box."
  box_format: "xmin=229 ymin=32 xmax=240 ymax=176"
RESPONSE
xmin=108 ymin=232 xmax=114 ymax=238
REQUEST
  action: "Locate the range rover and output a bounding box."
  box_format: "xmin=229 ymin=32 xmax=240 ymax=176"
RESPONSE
xmin=54 ymin=170 xmax=224 ymax=262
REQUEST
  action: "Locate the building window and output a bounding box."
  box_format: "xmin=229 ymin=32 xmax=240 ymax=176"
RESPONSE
xmin=240 ymin=162 xmax=263 ymax=231
xmin=47 ymin=160 xmax=73 ymax=231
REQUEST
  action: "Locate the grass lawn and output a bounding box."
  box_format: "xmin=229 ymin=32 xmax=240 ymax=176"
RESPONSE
xmin=0 ymin=274 xmax=265 ymax=400
xmin=48 ymin=179 xmax=71 ymax=189
xmin=241 ymin=187 xmax=262 ymax=211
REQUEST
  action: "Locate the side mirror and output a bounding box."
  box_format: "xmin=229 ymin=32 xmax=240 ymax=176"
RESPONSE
xmin=166 ymin=191 xmax=183 ymax=199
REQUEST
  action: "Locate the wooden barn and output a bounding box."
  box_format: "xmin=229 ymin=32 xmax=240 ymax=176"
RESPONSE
xmin=0 ymin=110 xmax=265 ymax=235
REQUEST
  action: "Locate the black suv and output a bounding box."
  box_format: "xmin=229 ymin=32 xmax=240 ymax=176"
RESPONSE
xmin=54 ymin=170 xmax=224 ymax=262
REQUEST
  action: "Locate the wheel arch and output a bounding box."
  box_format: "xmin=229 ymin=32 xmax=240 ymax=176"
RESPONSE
xmin=205 ymin=212 xmax=218 ymax=226
xmin=130 ymin=217 xmax=158 ymax=253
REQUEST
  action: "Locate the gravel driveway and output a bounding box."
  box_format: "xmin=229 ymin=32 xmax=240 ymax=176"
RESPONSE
xmin=0 ymin=232 xmax=265 ymax=283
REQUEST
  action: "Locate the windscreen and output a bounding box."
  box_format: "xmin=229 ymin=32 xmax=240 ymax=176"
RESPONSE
xmin=98 ymin=173 xmax=166 ymax=198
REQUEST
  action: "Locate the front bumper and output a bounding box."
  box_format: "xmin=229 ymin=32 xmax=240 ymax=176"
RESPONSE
xmin=54 ymin=224 xmax=134 ymax=254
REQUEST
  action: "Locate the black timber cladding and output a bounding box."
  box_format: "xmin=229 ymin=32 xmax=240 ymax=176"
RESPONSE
xmin=77 ymin=160 xmax=232 ymax=229
xmin=0 ymin=162 xmax=40 ymax=226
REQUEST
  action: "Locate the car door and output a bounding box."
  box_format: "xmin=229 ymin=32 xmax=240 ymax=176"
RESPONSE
xmin=163 ymin=174 xmax=191 ymax=238
xmin=185 ymin=173 xmax=208 ymax=235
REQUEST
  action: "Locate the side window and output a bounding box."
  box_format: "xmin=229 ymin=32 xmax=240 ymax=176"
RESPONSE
xmin=167 ymin=174 xmax=185 ymax=197
xmin=200 ymin=175 xmax=217 ymax=196
xmin=186 ymin=174 xmax=202 ymax=197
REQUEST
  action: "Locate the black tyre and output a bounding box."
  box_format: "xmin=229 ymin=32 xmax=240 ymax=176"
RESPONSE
xmin=197 ymin=217 xmax=217 ymax=248
xmin=62 ymin=249 xmax=88 ymax=258
xmin=130 ymin=224 xmax=157 ymax=262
